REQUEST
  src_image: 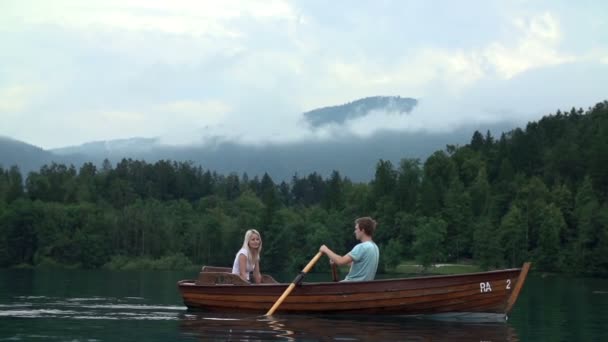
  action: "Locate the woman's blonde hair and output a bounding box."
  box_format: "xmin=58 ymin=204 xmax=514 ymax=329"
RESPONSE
xmin=241 ymin=229 xmax=262 ymax=267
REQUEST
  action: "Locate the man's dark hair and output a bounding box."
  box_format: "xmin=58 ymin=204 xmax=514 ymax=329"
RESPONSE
xmin=355 ymin=217 xmax=377 ymax=237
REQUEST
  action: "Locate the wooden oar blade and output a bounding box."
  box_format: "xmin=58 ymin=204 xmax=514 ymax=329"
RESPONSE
xmin=265 ymin=252 xmax=323 ymax=316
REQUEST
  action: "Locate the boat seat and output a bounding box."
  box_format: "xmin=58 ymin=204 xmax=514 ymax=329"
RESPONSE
xmin=196 ymin=272 xmax=250 ymax=285
xmin=201 ymin=266 xmax=232 ymax=273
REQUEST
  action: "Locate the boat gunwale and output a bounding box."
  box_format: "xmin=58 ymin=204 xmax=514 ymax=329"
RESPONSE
xmin=178 ymin=265 xmax=524 ymax=289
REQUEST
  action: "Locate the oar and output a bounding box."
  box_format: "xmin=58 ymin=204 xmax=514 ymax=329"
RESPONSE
xmin=265 ymin=251 xmax=323 ymax=316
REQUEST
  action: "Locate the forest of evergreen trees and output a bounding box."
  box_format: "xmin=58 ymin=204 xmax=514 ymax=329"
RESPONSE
xmin=1 ymin=101 xmax=607 ymax=277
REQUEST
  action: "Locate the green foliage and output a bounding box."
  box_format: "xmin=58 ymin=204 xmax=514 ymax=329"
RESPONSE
xmin=103 ymin=253 xmax=195 ymax=270
xmin=591 ymin=205 xmax=608 ymax=277
xmin=382 ymin=238 xmax=403 ymax=270
xmin=392 ymin=212 xmax=416 ymax=259
xmin=0 ymin=206 xmax=8 ymax=266
xmin=419 ymin=151 xmax=456 ymax=216
xmin=470 ymin=167 xmax=490 ymax=217
xmin=6 ymin=166 xmax=24 ymax=202
xmin=473 ymin=218 xmax=504 ymax=270
xmin=2 ymin=199 xmax=39 ymax=266
xmin=394 ymin=159 xmax=421 ymax=212
xmin=500 ymin=204 xmax=527 ymax=268
xmin=574 ymin=176 xmax=599 ymax=272
xmin=536 ymin=204 xmax=566 ymax=271
xmin=305 ymin=222 xmax=333 ymax=269
xmin=470 ymin=131 xmax=484 ymax=152
xmin=413 ymin=217 xmax=447 ymax=269
xmin=0 ymin=100 xmax=607 ymax=276
xmin=323 ymin=171 xmax=345 ymax=210
xmin=372 ymin=159 xmax=397 ymax=200
xmin=35 ymin=256 xmax=81 ymax=269
xmin=442 ymin=178 xmax=473 ymax=260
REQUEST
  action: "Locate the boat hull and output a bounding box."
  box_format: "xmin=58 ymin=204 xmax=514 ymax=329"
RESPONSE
xmin=178 ymin=263 xmax=530 ymax=317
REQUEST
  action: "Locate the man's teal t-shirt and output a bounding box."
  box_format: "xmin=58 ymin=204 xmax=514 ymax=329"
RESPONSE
xmin=344 ymin=241 xmax=379 ymax=281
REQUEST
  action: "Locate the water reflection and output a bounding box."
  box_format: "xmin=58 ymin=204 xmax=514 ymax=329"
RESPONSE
xmin=179 ymin=312 xmax=519 ymax=341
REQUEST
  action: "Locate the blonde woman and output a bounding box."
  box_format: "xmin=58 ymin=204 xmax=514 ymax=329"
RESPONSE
xmin=231 ymin=229 xmax=262 ymax=284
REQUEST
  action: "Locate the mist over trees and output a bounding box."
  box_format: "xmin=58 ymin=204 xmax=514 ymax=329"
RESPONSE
xmin=7 ymin=95 xmax=516 ymax=182
xmin=1 ymin=101 xmax=607 ymax=277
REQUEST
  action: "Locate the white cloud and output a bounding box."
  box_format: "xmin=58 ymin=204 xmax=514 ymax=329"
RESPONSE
xmin=316 ymin=11 xmax=580 ymax=106
xmin=157 ymin=100 xmax=230 ymax=122
xmin=393 ymin=49 xmax=487 ymax=95
xmin=1 ymin=1 xmax=606 ymax=149
xmin=308 ymin=47 xmax=485 ymax=109
xmin=155 ymin=100 xmax=232 ymax=145
xmin=86 ymin=100 xmax=233 ymax=146
xmin=0 ymin=85 xmax=38 ymax=113
xmin=100 ymin=110 xmax=147 ymax=123
xmin=2 ymin=0 xmax=297 ymax=36
xmin=483 ymin=12 xmax=574 ymax=79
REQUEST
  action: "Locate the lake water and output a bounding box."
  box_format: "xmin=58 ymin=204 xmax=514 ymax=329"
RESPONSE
xmin=1 ymin=269 xmax=607 ymax=341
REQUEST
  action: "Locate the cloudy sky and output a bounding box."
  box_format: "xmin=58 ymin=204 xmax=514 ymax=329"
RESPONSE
xmin=1 ymin=0 xmax=607 ymax=149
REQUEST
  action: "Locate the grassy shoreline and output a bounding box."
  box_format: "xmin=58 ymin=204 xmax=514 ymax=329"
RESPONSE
xmin=391 ymin=262 xmax=481 ymax=275
xmin=8 ymin=258 xmax=482 ymax=275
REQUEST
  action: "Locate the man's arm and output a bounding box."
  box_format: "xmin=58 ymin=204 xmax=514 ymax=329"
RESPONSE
xmin=320 ymin=245 xmax=353 ymax=266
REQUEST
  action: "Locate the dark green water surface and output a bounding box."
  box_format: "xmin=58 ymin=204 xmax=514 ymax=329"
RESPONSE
xmin=1 ymin=269 xmax=607 ymax=341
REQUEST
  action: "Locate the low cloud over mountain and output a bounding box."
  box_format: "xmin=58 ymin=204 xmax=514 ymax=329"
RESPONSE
xmin=1 ymin=96 xmax=519 ymax=181
xmin=303 ymin=96 xmax=418 ymax=127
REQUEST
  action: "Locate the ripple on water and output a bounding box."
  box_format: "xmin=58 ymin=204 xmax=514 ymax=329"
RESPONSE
xmin=2 ymin=296 xmax=186 ymax=321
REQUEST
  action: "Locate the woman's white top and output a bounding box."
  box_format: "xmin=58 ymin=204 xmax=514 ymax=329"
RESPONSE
xmin=232 ymin=248 xmax=255 ymax=280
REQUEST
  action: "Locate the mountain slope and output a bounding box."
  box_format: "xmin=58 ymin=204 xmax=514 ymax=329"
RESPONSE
xmin=46 ymin=122 xmax=514 ymax=181
xmin=1 ymin=95 xmax=517 ymax=181
xmin=52 ymin=137 xmax=161 ymax=156
xmin=304 ymin=96 xmax=417 ymax=127
xmin=0 ymin=137 xmax=55 ymax=173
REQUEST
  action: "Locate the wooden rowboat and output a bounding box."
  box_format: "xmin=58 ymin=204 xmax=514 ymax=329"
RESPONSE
xmin=177 ymin=262 xmax=531 ymax=320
